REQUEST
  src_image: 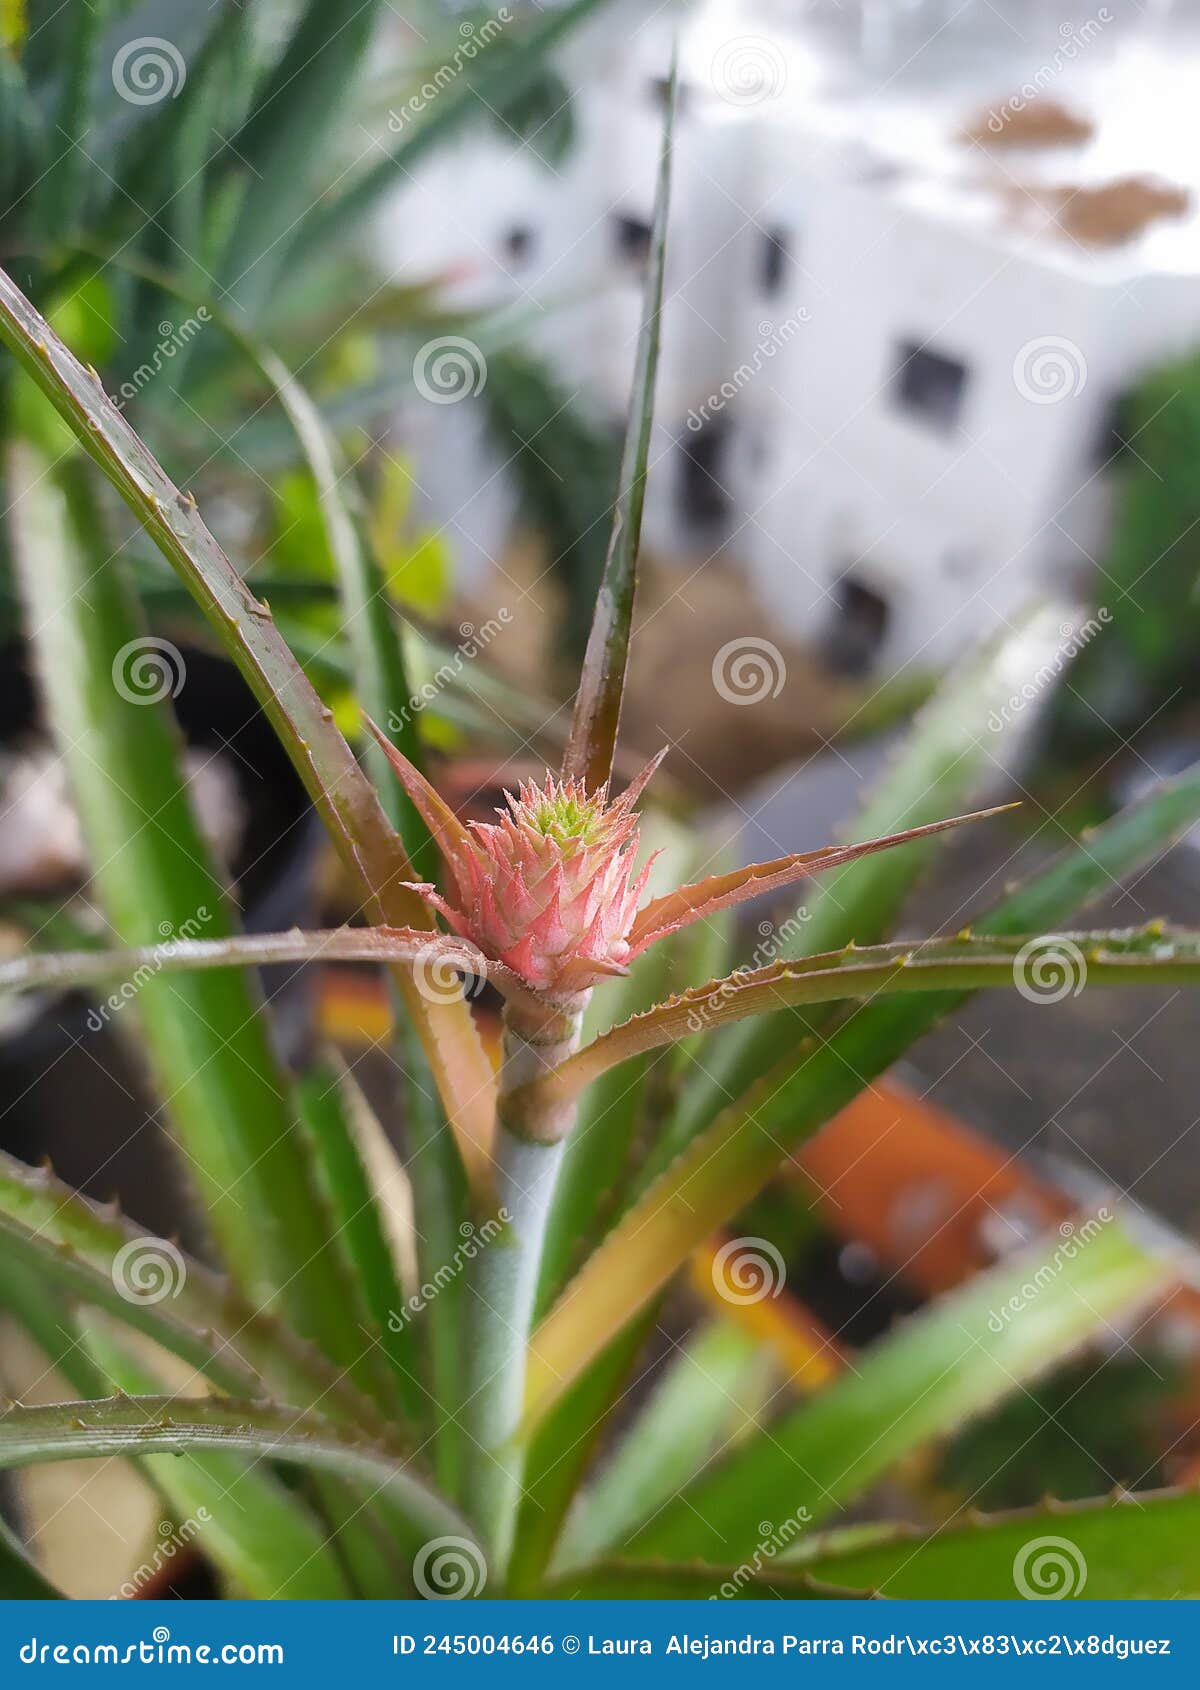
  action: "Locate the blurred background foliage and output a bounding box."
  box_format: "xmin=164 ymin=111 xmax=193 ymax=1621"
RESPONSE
xmin=0 ymin=0 xmax=620 ymax=717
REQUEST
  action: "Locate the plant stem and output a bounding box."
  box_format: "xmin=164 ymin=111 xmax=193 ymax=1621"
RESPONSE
xmin=467 ymin=996 xmax=586 ymax=1580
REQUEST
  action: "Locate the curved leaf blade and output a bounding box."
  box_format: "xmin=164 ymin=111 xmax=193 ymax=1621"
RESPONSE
xmin=792 ymin=1490 xmax=1200 ymax=1600
xmin=627 ymin=807 xmax=1016 ymax=954
xmin=0 ymin=1398 xmax=468 ymax=1551
xmin=79 ymin=1317 xmax=355 ymax=1601
xmin=0 ymin=1147 xmax=388 ymax=1435
xmin=527 ymin=927 xmax=1200 ymax=1106
xmin=542 ymin=1563 xmax=869 ymax=1600
xmin=562 ymin=62 xmax=674 ymax=790
xmin=625 ymin=1212 xmax=1172 ymax=1563
xmin=0 ymin=1518 xmax=62 ymax=1600
xmin=0 ymin=261 xmax=496 ymax=1195
xmin=669 ymin=604 xmax=1088 ymax=1156
xmin=525 ymin=769 xmax=1200 ymax=1426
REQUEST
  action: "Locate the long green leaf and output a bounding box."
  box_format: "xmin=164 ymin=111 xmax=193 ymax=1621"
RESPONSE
xmin=296 ymin=1063 xmax=420 ymax=1424
xmin=0 ymin=1147 xmax=389 ymax=1432
xmin=624 ymin=1212 xmax=1171 ymax=1562
xmin=791 ymin=1490 xmax=1200 ymax=1600
xmin=670 ymin=603 xmax=1078 ymax=1157
xmin=290 ymin=0 xmax=615 ymax=269
xmin=0 ymin=1517 xmax=63 ymax=1600
xmin=80 ymin=1317 xmax=355 ymax=1601
xmin=542 ymin=1564 xmax=867 ymax=1599
xmin=0 ymin=260 xmax=496 ymax=1195
xmin=562 ymin=58 xmax=673 ymax=789
xmin=507 ymin=1312 xmax=658 ymax=1597
xmin=6 ymin=446 xmax=395 ymax=1418
xmin=66 ymin=244 xmax=433 ymax=866
xmin=10 ymin=241 xmax=473 ymax=1465
xmin=0 ymin=1398 xmax=467 ymax=1554
xmin=216 ymin=0 xmax=387 ymax=314
xmin=557 ymin=1320 xmax=773 ymax=1568
xmin=526 ymin=927 xmax=1200 ymax=1106
xmin=36 ymin=0 xmax=105 ymax=239
xmin=526 ymin=764 xmax=1200 ymax=1424
xmin=0 ymin=1248 xmax=107 ymax=1402
xmin=0 ymin=927 xmax=494 ymax=995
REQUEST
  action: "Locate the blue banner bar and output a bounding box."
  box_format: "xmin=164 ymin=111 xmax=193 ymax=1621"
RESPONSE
xmin=0 ymin=1601 xmax=1194 ymax=1685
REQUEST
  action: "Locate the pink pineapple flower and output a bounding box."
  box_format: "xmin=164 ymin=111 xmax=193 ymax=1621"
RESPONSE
xmin=367 ymin=718 xmax=1000 ymax=1005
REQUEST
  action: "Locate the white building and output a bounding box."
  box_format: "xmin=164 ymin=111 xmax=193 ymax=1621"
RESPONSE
xmin=375 ymin=0 xmax=1200 ymax=672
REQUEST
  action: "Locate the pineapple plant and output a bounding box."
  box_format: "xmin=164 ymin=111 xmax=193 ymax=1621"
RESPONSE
xmin=0 ymin=86 xmax=1198 ymax=1601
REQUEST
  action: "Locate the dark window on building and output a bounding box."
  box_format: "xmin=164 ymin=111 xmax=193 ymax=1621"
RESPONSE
xmin=503 ymin=225 xmax=536 ymax=266
xmin=1093 ymin=390 xmax=1136 ymax=470
xmin=649 ymin=75 xmax=689 ymax=114
xmin=761 ymin=227 xmax=790 ymax=295
xmin=613 ymin=213 xmax=653 ymax=267
xmin=679 ymin=416 xmax=733 ymax=528
xmin=891 ymin=339 xmax=970 ymax=432
xmin=826 ymin=577 xmax=890 ymax=676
